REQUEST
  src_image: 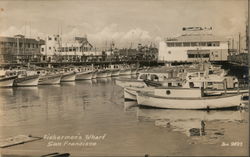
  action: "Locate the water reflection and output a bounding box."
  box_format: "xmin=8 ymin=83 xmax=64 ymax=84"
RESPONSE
xmin=124 ymin=101 xmax=137 ymax=112
xmin=60 ymin=82 xmax=76 ymax=86
xmin=137 ymin=108 xmax=246 ymax=144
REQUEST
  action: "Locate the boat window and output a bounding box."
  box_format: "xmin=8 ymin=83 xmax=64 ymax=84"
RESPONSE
xmin=139 ymin=74 xmax=147 ymax=80
xmin=207 ymin=82 xmax=213 ymax=85
xmin=189 ymin=82 xmax=194 ymax=88
xmin=150 ymin=74 xmax=159 ymax=81
xmin=166 ymin=90 xmax=171 ymax=95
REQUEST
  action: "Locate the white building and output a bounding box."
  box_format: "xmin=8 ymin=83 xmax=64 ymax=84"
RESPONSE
xmin=158 ymin=28 xmax=229 ymax=62
xmin=41 ymin=35 xmax=102 ymax=62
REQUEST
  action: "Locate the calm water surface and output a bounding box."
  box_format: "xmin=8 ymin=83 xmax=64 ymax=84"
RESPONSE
xmin=0 ymin=76 xmax=248 ymax=156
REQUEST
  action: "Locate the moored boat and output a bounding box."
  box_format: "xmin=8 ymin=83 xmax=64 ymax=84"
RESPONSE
xmin=14 ymin=71 xmax=39 ymax=87
xmin=0 ymin=70 xmax=18 ymax=87
xmin=136 ymin=88 xmax=243 ymax=110
xmin=39 ymin=73 xmax=62 ymax=85
xmin=115 ymin=77 xmax=147 ymax=88
xmin=76 ymin=71 xmax=93 ymax=80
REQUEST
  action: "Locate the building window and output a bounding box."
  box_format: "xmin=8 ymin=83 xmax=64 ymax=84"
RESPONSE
xmin=199 ymin=42 xmax=206 ymax=46
xmin=55 ymin=38 xmax=57 ymax=41
xmin=175 ymin=42 xmax=182 ymax=47
xmin=167 ymin=43 xmax=174 ymax=47
xmin=48 ymin=37 xmax=52 ymax=40
xmin=191 ymin=42 xmax=198 ymax=46
xmin=212 ymin=42 xmax=220 ymax=46
xmin=41 ymin=48 xmax=44 ymax=52
xmin=183 ymin=42 xmax=191 ymax=47
xmin=69 ymin=48 xmax=72 ymax=52
xmin=168 ymin=51 xmax=171 ymax=54
xmin=188 ymin=54 xmax=195 ymax=58
xmin=207 ymin=42 xmax=212 ymax=46
xmin=49 ymin=47 xmax=51 ymax=50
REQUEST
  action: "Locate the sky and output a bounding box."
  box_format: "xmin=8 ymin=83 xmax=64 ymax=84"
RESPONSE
xmin=0 ymin=0 xmax=248 ymax=48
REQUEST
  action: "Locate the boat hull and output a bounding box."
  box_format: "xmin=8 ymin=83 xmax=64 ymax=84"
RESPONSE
xmin=111 ymin=70 xmax=120 ymax=77
xmin=0 ymin=76 xmax=17 ymax=87
xmin=39 ymin=74 xmax=62 ymax=85
xmin=14 ymin=75 xmax=40 ymax=87
xmin=124 ymin=87 xmax=154 ymax=101
xmin=119 ymin=69 xmax=131 ymax=75
xmin=115 ymin=78 xmax=146 ymax=88
xmin=137 ymin=92 xmax=242 ymax=110
xmin=96 ymin=71 xmax=108 ymax=78
xmin=61 ymin=72 xmax=76 ymax=82
xmin=76 ymin=71 xmax=93 ymax=80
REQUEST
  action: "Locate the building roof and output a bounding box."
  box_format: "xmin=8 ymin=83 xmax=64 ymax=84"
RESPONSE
xmin=0 ymin=36 xmax=45 ymax=44
xmin=166 ymin=34 xmax=228 ymax=42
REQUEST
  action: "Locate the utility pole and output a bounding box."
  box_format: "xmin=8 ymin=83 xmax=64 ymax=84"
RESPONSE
xmin=239 ymin=33 xmax=241 ymax=54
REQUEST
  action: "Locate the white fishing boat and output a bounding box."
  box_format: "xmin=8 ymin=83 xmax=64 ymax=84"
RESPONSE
xmin=96 ymin=70 xmax=108 ymax=78
xmin=111 ymin=69 xmax=120 ymax=77
xmin=0 ymin=70 xmax=18 ymax=87
xmin=136 ymin=88 xmax=243 ymax=110
xmin=38 ymin=73 xmax=62 ymax=85
xmin=61 ymin=71 xmax=76 ymax=82
xmin=75 ymin=71 xmax=93 ymax=80
xmin=14 ymin=71 xmax=40 ymax=87
xmin=115 ymin=77 xmax=147 ymax=88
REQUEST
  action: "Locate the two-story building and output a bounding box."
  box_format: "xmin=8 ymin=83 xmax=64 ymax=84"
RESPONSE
xmin=158 ymin=27 xmax=229 ymax=63
xmin=0 ymin=35 xmax=45 ymax=63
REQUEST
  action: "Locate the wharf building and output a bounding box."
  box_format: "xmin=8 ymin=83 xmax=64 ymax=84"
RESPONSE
xmin=0 ymin=35 xmax=45 ymax=64
xmin=40 ymin=35 xmax=105 ymax=62
xmin=158 ymin=27 xmax=229 ymax=63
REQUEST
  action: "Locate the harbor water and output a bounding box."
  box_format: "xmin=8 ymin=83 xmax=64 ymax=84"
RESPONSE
xmin=0 ymin=76 xmax=248 ymax=156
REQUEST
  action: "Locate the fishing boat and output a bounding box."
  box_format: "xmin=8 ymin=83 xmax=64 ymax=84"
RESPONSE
xmin=14 ymin=70 xmax=40 ymax=87
xmin=136 ymin=87 xmax=243 ymax=110
xmin=115 ymin=77 xmax=147 ymax=88
xmin=96 ymin=70 xmax=108 ymax=78
xmin=0 ymin=70 xmax=18 ymax=87
xmin=115 ymin=72 xmax=171 ymax=88
xmin=61 ymin=71 xmax=76 ymax=82
xmin=75 ymin=71 xmax=93 ymax=80
xmin=38 ymin=73 xmax=62 ymax=85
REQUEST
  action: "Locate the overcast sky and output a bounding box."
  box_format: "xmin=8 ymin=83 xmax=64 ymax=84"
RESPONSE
xmin=0 ymin=0 xmax=248 ymax=48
